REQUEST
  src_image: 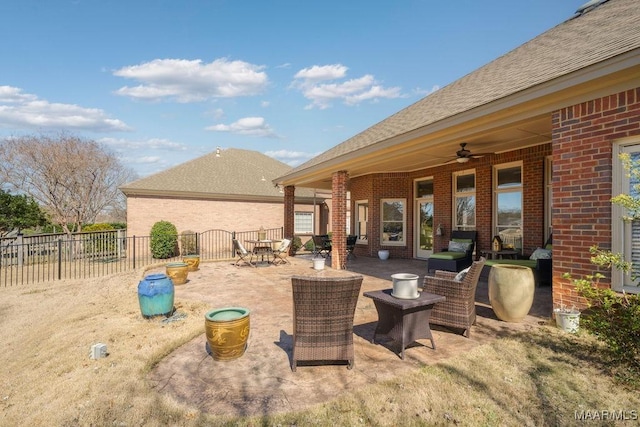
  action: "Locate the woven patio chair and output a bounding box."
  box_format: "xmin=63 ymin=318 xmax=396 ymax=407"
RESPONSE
xmin=290 ymin=274 xmax=363 ymax=371
xmin=422 ymin=257 xmax=485 ymax=338
xmin=272 ymin=238 xmax=292 ymax=265
xmin=346 ymin=235 xmax=357 ymax=260
xmin=232 ymin=239 xmax=255 ymax=267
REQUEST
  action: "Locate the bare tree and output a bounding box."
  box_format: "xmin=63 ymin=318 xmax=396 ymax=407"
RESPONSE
xmin=0 ymin=133 xmax=137 ymax=235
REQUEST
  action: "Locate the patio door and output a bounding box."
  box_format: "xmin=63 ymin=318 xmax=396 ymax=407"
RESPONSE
xmin=415 ymin=198 xmax=434 ymax=259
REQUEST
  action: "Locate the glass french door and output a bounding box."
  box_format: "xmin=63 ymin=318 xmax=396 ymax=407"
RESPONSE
xmin=415 ymin=198 xmax=434 ymax=259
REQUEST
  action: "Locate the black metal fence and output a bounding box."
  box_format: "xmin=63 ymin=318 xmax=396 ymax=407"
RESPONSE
xmin=0 ymin=227 xmax=283 ymax=287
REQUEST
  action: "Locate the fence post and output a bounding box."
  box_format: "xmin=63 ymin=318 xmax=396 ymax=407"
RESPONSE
xmin=16 ymin=233 xmax=24 ymax=266
xmin=57 ymin=239 xmax=62 ymax=280
xmin=132 ymin=235 xmax=136 ymax=269
xmin=117 ymin=229 xmax=125 ymax=258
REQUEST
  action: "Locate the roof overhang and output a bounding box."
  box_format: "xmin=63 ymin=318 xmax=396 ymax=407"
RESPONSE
xmin=120 ymin=188 xmax=326 ymax=205
xmin=275 ymin=49 xmax=640 ymax=190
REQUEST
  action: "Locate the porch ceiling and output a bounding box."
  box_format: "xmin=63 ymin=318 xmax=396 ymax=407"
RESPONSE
xmin=289 ymin=114 xmax=551 ymax=190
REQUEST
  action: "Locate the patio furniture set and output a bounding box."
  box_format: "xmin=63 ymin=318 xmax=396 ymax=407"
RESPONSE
xmin=232 ymin=238 xmax=291 ymax=267
xmin=227 ymin=228 xmax=541 ymax=370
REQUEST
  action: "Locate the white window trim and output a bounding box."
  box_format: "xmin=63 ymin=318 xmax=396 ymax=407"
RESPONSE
xmin=453 ymin=169 xmax=476 ymax=230
xmin=493 ymin=161 xmax=523 ymax=251
xmin=293 ymin=211 xmax=314 ymax=234
xmin=355 ymin=200 xmax=368 ymax=244
xmin=380 ymin=198 xmax=406 ymax=246
xmin=612 ymin=138 xmax=640 ymax=294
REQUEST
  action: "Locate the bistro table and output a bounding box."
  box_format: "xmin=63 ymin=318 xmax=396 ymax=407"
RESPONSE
xmin=363 ymin=289 xmax=446 ymax=360
xmin=245 ymin=239 xmax=281 ymax=266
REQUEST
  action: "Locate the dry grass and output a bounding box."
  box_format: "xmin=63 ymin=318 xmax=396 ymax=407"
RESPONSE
xmin=1 ymin=267 xmax=638 ymax=426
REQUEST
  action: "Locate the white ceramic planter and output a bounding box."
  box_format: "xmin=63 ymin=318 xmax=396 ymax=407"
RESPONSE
xmin=313 ymin=257 xmax=325 ymax=270
xmin=391 ymin=273 xmax=419 ymax=299
xmin=554 ymin=309 xmax=580 ymax=333
xmin=378 ymin=250 xmax=390 ymax=260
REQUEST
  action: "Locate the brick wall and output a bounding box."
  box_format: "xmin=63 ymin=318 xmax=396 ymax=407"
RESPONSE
xmin=552 ymin=87 xmax=640 ymax=309
xmin=126 ymin=195 xmax=309 ymax=238
xmin=349 ymin=145 xmax=550 ymax=260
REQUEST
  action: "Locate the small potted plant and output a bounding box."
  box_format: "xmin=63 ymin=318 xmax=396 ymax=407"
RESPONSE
xmin=553 ymin=304 xmax=581 ymax=333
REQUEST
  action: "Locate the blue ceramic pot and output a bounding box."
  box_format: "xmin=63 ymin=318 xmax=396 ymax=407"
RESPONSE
xmin=138 ymin=273 xmax=175 ymax=318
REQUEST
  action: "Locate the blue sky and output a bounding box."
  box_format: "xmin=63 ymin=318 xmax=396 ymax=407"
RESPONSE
xmin=0 ymin=0 xmax=581 ymax=178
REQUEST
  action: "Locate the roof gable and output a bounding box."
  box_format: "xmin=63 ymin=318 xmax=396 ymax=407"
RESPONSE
xmin=121 ymin=148 xmax=293 ymax=198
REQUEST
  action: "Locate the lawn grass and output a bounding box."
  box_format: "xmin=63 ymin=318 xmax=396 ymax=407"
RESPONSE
xmin=0 ymin=268 xmax=637 ymax=426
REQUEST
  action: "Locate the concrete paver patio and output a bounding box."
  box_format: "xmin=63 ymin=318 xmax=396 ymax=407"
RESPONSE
xmin=147 ymin=254 xmax=552 ymax=417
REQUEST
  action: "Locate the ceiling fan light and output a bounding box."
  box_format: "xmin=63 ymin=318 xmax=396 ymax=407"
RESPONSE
xmin=456 ymin=157 xmax=470 ymax=163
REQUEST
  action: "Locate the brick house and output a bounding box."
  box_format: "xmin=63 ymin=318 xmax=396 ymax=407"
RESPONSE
xmin=120 ymin=147 xmax=328 ymax=241
xmin=274 ymin=0 xmax=640 ymax=309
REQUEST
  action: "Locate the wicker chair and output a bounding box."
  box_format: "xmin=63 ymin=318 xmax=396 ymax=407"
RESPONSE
xmin=290 ymin=275 xmax=363 ymax=371
xmin=422 ymin=258 xmax=485 ymax=338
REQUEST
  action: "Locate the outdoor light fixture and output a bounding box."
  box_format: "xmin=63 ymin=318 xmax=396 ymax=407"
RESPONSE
xmin=435 ymin=224 xmax=443 ymax=236
xmin=456 ymin=156 xmax=470 ymax=163
xmin=215 ymin=147 xmax=221 ymax=157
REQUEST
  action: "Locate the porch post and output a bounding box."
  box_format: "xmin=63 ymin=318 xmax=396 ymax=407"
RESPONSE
xmin=283 ymin=185 xmax=295 ymax=247
xmin=331 ymin=170 xmax=348 ymax=270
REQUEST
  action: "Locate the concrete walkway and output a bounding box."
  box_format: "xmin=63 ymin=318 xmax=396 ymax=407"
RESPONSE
xmin=147 ymin=254 xmax=552 ymax=417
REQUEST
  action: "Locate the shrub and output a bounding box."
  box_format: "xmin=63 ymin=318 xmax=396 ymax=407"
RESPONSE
xmin=83 ymin=223 xmax=115 ymax=232
xmin=290 ymin=236 xmax=302 ymax=255
xmin=304 ymin=238 xmax=315 ymax=251
xmin=180 ymin=230 xmax=198 ymax=255
xmin=150 ymin=221 xmax=178 ymax=259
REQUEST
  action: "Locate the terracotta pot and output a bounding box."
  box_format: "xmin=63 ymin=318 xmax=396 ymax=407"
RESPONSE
xmin=488 ymin=264 xmax=534 ymax=322
xmin=166 ymin=262 xmax=189 ymax=285
xmin=182 ymin=255 xmax=200 ymax=271
xmin=137 ymin=273 xmax=174 ymax=318
xmin=204 ymin=307 xmax=250 ymax=361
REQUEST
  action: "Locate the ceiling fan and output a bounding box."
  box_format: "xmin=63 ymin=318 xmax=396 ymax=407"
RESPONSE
xmin=448 ymin=143 xmax=490 ymax=164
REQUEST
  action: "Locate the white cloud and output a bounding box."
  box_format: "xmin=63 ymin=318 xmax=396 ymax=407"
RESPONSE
xmin=0 ymin=86 xmax=131 ymax=132
xmin=292 ymin=64 xmax=402 ymax=109
xmin=113 ymin=58 xmax=268 ymax=103
xmin=294 ymin=64 xmax=348 ymax=82
xmin=206 ymin=116 xmax=278 ymax=138
xmin=99 ymin=137 xmax=188 ymax=152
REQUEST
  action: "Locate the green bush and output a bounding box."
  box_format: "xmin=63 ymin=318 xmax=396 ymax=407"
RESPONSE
xmin=290 ymin=236 xmax=302 ymax=254
xmin=83 ymin=223 xmax=115 ymax=232
xmin=304 ymin=238 xmax=315 ymax=251
xmin=180 ymin=230 xmax=198 ymax=255
xmin=150 ymin=221 xmax=178 ymax=259
xmin=564 ymin=246 xmax=640 ymax=384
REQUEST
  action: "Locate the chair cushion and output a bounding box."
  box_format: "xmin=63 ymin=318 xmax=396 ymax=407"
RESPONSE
xmin=448 ymin=241 xmax=471 ymax=252
xmin=530 ymin=247 xmax=552 ymax=260
xmin=455 ymin=266 xmax=471 ymax=281
xmin=430 ymin=251 xmax=467 ymax=260
xmin=452 ymin=238 xmax=473 ymax=243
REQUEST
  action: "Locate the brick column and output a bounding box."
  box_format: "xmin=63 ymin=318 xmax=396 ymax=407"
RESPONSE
xmin=331 ymin=171 xmax=348 ymax=269
xmin=551 ymin=87 xmax=640 ymax=309
xmin=284 ymin=185 xmax=295 ymax=253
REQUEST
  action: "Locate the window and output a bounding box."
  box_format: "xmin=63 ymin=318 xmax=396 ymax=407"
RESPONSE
xmin=355 ymin=200 xmax=368 ymax=242
xmin=453 ymin=170 xmax=475 ymax=230
xmin=381 ymin=199 xmax=406 ymax=245
xmin=494 ymin=162 xmax=523 ymax=252
xmin=612 ymin=141 xmax=640 ymax=293
xmin=294 ymin=212 xmax=313 ymax=234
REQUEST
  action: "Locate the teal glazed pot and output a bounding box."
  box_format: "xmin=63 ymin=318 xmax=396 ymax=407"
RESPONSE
xmin=138 ymin=273 xmax=175 ymax=318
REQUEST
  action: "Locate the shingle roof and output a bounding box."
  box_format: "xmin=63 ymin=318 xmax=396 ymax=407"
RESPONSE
xmin=120 ymin=148 xmax=316 ymax=199
xmin=281 ymin=0 xmax=640 ymax=177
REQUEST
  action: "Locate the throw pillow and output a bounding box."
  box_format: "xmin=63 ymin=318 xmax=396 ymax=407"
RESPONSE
xmin=455 ymin=266 xmax=471 ymax=281
xmin=448 ymin=240 xmax=471 ymax=252
xmin=530 ymin=247 xmax=552 ymax=260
